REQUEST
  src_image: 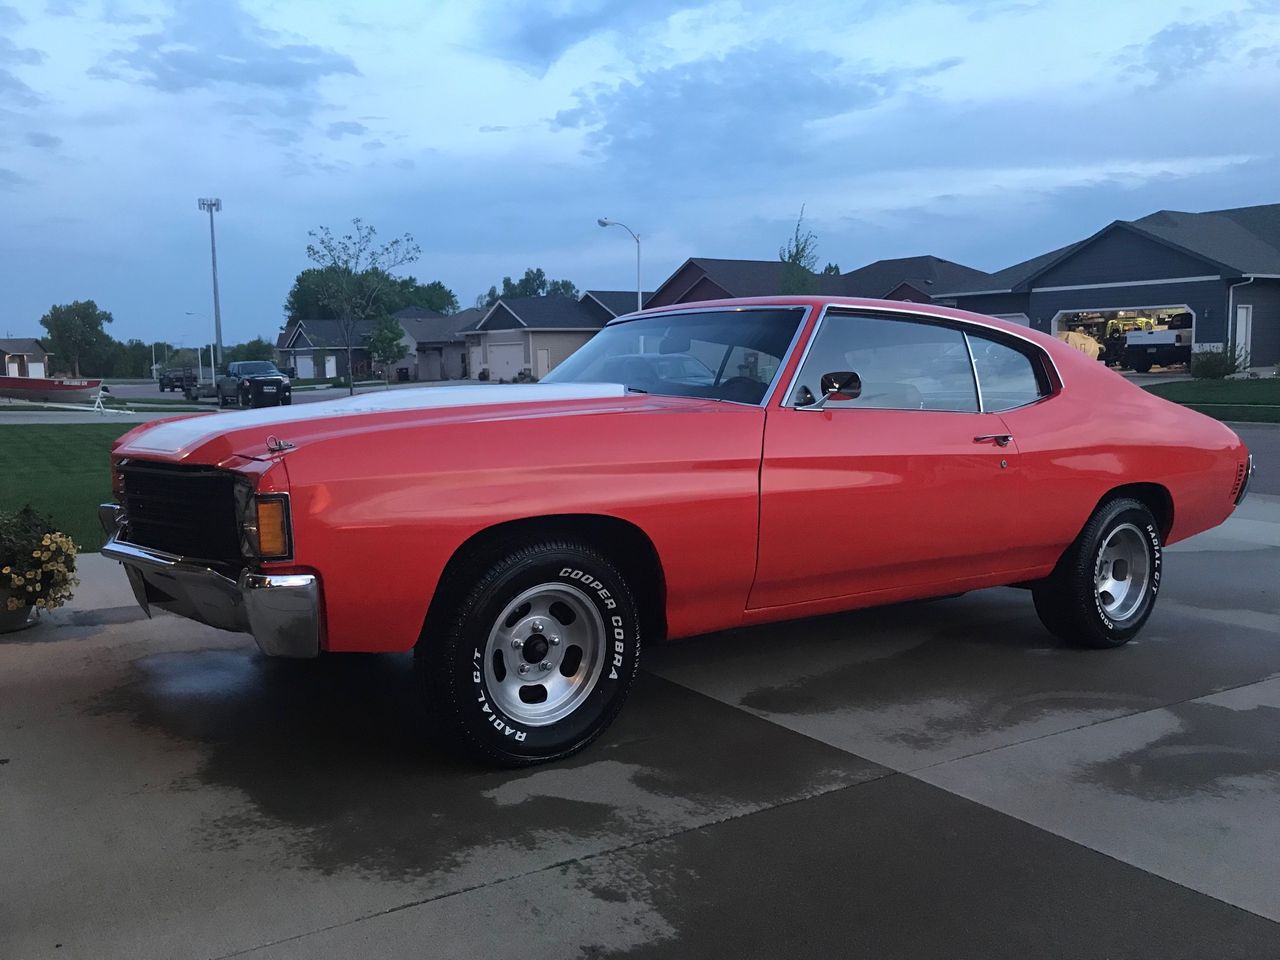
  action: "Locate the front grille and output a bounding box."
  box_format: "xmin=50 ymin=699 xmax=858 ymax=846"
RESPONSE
xmin=119 ymin=461 xmax=243 ymax=564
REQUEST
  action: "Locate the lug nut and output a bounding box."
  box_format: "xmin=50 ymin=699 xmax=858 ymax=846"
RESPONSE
xmin=532 ymin=620 xmax=543 ymax=632
xmin=511 ymin=638 xmax=524 ymax=650
xmin=518 ymin=663 xmax=530 ymax=676
xmin=540 ymin=660 xmax=553 ymax=671
xmin=549 ymin=635 xmax=560 ymax=645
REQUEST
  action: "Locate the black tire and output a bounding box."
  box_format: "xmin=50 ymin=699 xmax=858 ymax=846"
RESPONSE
xmin=417 ymin=540 xmax=641 ymax=767
xmin=239 ymin=387 xmax=250 ymax=408
xmin=1032 ymin=497 xmax=1162 ymax=648
xmin=1130 ymin=358 xmax=1152 ymax=374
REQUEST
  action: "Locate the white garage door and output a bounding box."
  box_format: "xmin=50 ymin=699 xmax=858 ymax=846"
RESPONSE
xmin=487 ymin=342 xmax=525 ymax=380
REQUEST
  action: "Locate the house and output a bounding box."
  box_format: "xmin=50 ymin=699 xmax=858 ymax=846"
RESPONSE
xmin=0 ymin=338 xmax=51 ymax=378
xmin=463 ymin=290 xmax=646 ymax=381
xmin=934 ymin=202 xmax=1280 ymax=368
xmin=275 ymin=317 xmax=376 ymax=380
xmin=275 ymin=306 xmax=478 ymax=381
xmin=391 ymin=305 xmax=476 ymax=381
xmin=837 ymin=255 xmax=993 ymax=302
xmin=645 ymin=255 xmax=991 ymax=308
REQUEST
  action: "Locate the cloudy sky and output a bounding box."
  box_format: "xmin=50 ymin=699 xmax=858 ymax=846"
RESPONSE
xmin=1 ymin=0 xmax=1278 ymax=345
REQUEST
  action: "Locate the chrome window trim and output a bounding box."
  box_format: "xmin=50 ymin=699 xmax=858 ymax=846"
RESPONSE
xmin=780 ymin=302 xmax=1064 ymax=410
xmin=590 ymin=304 xmax=812 ymax=408
xmin=962 ymin=332 xmax=984 ymax=413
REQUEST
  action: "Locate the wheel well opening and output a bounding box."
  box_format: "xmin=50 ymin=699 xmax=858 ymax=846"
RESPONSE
xmin=1098 ymin=483 xmax=1174 ymax=541
xmin=424 ymin=514 xmax=668 ymax=646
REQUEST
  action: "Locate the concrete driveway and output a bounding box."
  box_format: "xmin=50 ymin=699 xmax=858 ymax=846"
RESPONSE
xmin=2 ymin=447 xmax=1278 ymax=958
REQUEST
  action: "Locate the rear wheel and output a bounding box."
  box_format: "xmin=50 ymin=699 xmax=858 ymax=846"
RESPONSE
xmin=1032 ymin=497 xmax=1162 ymax=648
xmin=417 ymin=540 xmax=640 ymax=766
xmin=1130 ymin=358 xmax=1152 ymax=374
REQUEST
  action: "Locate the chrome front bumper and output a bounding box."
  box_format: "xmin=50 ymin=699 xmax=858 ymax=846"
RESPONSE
xmin=98 ymin=503 xmax=320 ymax=658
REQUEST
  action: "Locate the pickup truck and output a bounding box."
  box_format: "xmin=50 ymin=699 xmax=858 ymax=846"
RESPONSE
xmin=1123 ymin=329 xmax=1192 ymax=373
xmin=215 ymin=361 xmax=292 ymax=408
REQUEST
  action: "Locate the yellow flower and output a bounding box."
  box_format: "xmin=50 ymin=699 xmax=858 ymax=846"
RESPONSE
xmin=32 ymin=550 xmax=40 ymax=557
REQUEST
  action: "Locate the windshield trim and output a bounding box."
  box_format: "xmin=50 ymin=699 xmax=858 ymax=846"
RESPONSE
xmin=585 ymin=304 xmax=811 ymax=408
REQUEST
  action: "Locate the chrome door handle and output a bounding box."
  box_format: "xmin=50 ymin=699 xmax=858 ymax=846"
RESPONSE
xmin=974 ymin=434 xmax=1013 ymax=447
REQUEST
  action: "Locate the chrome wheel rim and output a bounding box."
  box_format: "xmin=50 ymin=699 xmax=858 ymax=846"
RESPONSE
xmin=1094 ymin=523 xmax=1152 ymax=623
xmin=483 ymin=582 xmax=606 ymax=727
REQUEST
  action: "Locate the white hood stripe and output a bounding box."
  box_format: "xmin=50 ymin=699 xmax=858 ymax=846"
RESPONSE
xmin=121 ymin=383 xmax=627 ymax=456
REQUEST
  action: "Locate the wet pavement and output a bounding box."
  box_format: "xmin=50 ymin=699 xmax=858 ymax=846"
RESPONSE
xmin=3 ymin=491 xmax=1279 ymax=958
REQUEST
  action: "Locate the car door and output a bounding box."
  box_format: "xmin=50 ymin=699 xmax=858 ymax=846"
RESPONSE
xmin=749 ymin=310 xmax=1028 ymax=610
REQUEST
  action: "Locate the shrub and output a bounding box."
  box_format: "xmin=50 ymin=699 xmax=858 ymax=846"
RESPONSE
xmin=0 ymin=506 xmax=78 ymax=613
xmin=1191 ymin=345 xmax=1248 ymax=380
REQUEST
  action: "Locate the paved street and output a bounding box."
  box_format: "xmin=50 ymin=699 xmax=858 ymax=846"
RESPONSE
xmin=1 ymin=446 xmax=1278 ymax=958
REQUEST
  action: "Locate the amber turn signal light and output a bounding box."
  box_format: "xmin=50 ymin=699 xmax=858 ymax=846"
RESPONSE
xmin=255 ymin=498 xmax=289 ymax=559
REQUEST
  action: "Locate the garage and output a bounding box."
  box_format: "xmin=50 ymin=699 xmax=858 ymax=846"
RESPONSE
xmin=1052 ymin=306 xmax=1194 ymax=372
xmin=486 ymin=342 xmax=526 ymax=381
xmin=940 ymin=203 xmax=1280 ymax=371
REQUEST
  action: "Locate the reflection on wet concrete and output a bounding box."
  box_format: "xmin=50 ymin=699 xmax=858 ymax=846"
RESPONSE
xmin=84 ymin=647 xmax=881 ymax=886
xmin=652 ymin=587 xmax=1280 ymax=770
xmin=1075 ymin=701 xmax=1280 ymax=800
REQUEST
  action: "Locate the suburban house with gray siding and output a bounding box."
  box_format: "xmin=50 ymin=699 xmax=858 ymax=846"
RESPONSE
xmin=645 ymin=255 xmax=991 ymax=308
xmin=464 ymin=290 xmax=649 ymax=381
xmin=934 ymin=203 xmax=1280 ymax=368
xmin=0 ymin=337 xmax=51 ymax=378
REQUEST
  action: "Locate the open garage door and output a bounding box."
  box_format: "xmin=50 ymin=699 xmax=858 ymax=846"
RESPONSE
xmin=486 ymin=342 xmax=525 ymax=381
xmin=1052 ymin=306 xmax=1194 ymax=372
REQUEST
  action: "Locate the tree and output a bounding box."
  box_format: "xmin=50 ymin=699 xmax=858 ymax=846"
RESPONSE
xmin=821 ymin=262 xmax=841 ymax=276
xmin=477 ymin=267 xmax=578 ymax=307
xmin=778 ymin=206 xmax=820 ymax=295
xmin=285 ymin=269 xmax=457 ymax=324
xmin=224 ymin=338 xmax=276 ymax=364
xmin=40 ymin=300 xmax=113 ymax=376
xmin=366 ymin=315 xmax=409 ymax=386
xmin=304 ymin=218 xmax=421 ymax=395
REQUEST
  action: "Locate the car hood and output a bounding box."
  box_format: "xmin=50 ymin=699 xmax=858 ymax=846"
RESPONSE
xmin=116 ymin=382 xmax=646 ymax=462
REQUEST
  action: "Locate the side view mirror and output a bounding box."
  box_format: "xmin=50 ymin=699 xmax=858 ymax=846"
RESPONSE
xmin=799 ymin=370 xmax=861 ymax=411
xmin=820 ymin=371 xmax=861 ymax=402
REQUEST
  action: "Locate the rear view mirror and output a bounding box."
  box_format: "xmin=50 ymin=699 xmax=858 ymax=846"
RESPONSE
xmin=820 ymin=371 xmax=861 ymax=401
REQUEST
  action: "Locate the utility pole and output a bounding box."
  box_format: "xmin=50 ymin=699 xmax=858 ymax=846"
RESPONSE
xmin=197 ymin=198 xmax=224 ymax=365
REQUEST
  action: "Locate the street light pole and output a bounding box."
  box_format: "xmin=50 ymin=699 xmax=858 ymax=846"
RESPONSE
xmin=197 ymin=198 xmax=224 ymax=366
xmin=597 ymin=218 xmax=642 ymax=312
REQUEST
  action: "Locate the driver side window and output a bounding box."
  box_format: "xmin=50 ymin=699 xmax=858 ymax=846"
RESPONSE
xmin=791 ymin=313 xmax=979 ymax=412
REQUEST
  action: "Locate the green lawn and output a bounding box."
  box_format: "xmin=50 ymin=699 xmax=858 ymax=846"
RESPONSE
xmin=0 ymin=424 xmax=134 ymax=552
xmin=1145 ymin=379 xmax=1280 ymax=423
xmin=1145 ymin=379 xmax=1280 ymax=404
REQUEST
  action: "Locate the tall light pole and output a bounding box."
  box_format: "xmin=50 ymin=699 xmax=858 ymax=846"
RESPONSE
xmin=597 ymin=218 xmax=642 ymax=312
xmin=197 ymin=198 xmax=224 ymax=365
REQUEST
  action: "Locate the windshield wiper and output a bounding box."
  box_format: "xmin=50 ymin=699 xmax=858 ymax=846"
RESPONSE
xmin=624 ymin=385 xmax=648 ymax=394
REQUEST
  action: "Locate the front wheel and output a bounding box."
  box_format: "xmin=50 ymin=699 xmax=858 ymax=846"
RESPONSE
xmin=417 ymin=540 xmax=640 ymax=766
xmin=1032 ymin=497 xmax=1162 ymax=648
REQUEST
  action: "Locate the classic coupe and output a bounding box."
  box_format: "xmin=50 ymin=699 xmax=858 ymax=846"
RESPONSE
xmin=99 ymin=297 xmax=1254 ymax=765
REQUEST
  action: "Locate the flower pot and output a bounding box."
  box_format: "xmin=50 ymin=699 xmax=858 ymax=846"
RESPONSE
xmin=0 ymin=589 xmax=35 ymax=634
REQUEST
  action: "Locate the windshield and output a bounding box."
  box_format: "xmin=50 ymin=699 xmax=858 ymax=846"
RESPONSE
xmin=235 ymin=361 xmax=280 ymax=375
xmin=543 ymin=308 xmax=804 ymax=404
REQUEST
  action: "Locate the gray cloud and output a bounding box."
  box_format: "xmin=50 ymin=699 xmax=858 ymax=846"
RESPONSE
xmin=98 ymin=0 xmax=357 ymax=113
xmin=0 ymin=4 xmax=24 ymax=28
xmin=24 ymin=131 xmax=61 ymax=149
xmin=479 ymin=124 xmax=510 ymax=133
xmin=1125 ymin=16 xmax=1240 ymax=86
xmin=326 ymin=120 xmax=368 ymax=140
xmin=554 ymin=45 xmax=962 ymax=177
xmin=0 ymin=167 xmax=26 ymax=189
xmin=487 ymin=0 xmax=698 ymax=71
